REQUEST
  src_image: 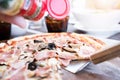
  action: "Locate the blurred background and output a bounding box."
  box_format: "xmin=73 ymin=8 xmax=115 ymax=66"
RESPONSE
xmin=27 ymin=0 xmax=120 ymax=38
xmin=69 ymin=0 xmax=120 ymax=37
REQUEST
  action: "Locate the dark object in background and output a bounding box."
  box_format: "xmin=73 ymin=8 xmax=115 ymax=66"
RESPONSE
xmin=0 ymin=21 xmax=11 ymax=40
xmin=45 ymin=16 xmax=69 ymax=32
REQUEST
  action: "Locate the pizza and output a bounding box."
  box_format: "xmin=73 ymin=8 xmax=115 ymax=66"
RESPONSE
xmin=0 ymin=32 xmax=105 ymax=80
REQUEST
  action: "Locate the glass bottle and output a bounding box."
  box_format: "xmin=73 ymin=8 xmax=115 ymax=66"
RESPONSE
xmin=0 ymin=21 xmax=11 ymax=40
xmin=0 ymin=0 xmax=45 ymax=20
xmin=0 ymin=0 xmax=70 ymax=20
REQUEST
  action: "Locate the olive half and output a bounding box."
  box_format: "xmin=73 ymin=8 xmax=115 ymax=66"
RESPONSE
xmin=28 ymin=62 xmax=37 ymax=71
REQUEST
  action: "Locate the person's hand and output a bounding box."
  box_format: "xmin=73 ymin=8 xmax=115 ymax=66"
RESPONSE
xmin=0 ymin=13 xmax=26 ymax=28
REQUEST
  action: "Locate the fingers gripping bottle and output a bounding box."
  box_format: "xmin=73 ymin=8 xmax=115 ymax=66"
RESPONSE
xmin=0 ymin=0 xmax=70 ymax=20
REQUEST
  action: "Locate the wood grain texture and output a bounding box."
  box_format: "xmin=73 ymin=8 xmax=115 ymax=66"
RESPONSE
xmin=90 ymin=43 xmax=120 ymax=64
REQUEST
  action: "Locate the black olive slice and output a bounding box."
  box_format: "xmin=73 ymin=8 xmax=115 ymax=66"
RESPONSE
xmin=28 ymin=62 xmax=37 ymax=71
xmin=0 ymin=63 xmax=6 ymax=66
xmin=47 ymin=43 xmax=56 ymax=50
xmin=33 ymin=40 xmax=43 ymax=43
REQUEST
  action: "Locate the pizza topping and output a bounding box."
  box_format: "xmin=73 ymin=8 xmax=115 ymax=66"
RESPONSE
xmin=35 ymin=50 xmax=57 ymax=60
xmin=0 ymin=63 xmax=6 ymax=66
xmin=35 ymin=66 xmax=51 ymax=78
xmin=36 ymin=61 xmax=46 ymax=67
xmin=4 ymin=67 xmax=26 ymax=80
xmin=47 ymin=43 xmax=56 ymax=50
xmin=58 ymin=58 xmax=71 ymax=66
xmin=18 ymin=51 xmax=34 ymax=62
xmin=78 ymin=46 xmax=96 ymax=59
xmin=37 ymin=43 xmax=48 ymax=51
xmin=0 ymin=65 xmax=8 ymax=79
xmin=28 ymin=61 xmax=37 ymax=71
xmin=62 ymin=46 xmax=76 ymax=53
xmin=48 ymin=58 xmax=60 ymax=69
xmin=0 ymin=43 xmax=6 ymax=48
xmin=58 ymin=52 xmax=77 ymax=60
xmin=19 ymin=54 xmax=28 ymax=60
xmin=34 ymin=40 xmax=43 ymax=43
xmin=37 ymin=42 xmax=56 ymax=51
xmin=25 ymin=44 xmax=29 ymax=47
xmin=0 ymin=52 xmax=12 ymax=62
xmin=68 ymin=43 xmax=83 ymax=49
xmin=26 ymin=70 xmax=36 ymax=78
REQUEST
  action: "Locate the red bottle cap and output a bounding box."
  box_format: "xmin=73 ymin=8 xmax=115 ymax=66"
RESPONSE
xmin=47 ymin=0 xmax=70 ymax=20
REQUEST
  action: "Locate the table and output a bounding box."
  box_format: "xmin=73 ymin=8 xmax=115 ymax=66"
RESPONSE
xmin=27 ymin=24 xmax=120 ymax=80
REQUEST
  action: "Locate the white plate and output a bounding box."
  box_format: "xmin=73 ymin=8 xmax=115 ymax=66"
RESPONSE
xmin=74 ymin=23 xmax=120 ymax=32
xmin=73 ymin=23 xmax=120 ymax=38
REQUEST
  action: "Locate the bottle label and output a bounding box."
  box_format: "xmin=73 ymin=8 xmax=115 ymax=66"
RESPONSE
xmin=23 ymin=0 xmax=31 ymax=10
xmin=25 ymin=6 xmax=41 ymax=20
xmin=24 ymin=0 xmax=44 ymax=20
xmin=0 ymin=0 xmax=45 ymax=20
xmin=35 ymin=0 xmax=42 ymax=7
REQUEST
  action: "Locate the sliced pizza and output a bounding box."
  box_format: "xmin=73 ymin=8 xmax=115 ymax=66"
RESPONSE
xmin=0 ymin=33 xmax=106 ymax=80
